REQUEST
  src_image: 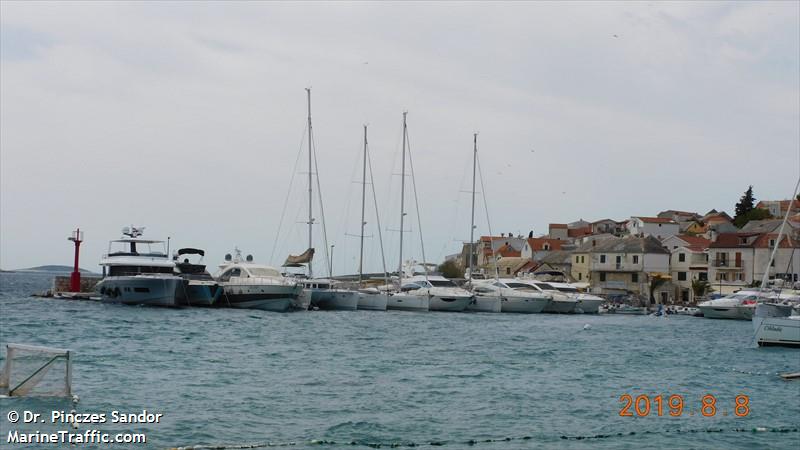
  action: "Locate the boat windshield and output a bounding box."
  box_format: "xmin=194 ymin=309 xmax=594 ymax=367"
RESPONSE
xmin=429 ymin=279 xmax=457 ymax=287
xmin=534 ymin=283 xmax=557 ymax=291
xmin=555 ymin=286 xmax=579 ymax=293
xmin=247 ymin=267 xmax=281 ymax=277
xmin=108 ymin=240 xmax=167 ymax=257
xmin=507 ymin=282 xmax=535 ymax=289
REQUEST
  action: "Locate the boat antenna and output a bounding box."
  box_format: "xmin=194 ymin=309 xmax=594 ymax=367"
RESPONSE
xmin=398 ymin=112 xmax=407 ymax=288
xmin=405 ymin=115 xmax=429 ymax=281
xmin=306 ymin=87 xmax=314 ymax=278
xmin=469 ymin=132 xmax=477 ymax=282
xmin=759 ymin=176 xmax=800 ymax=292
xmin=359 ymin=124 xmax=368 ymax=285
xmin=477 ymin=152 xmax=499 ymax=279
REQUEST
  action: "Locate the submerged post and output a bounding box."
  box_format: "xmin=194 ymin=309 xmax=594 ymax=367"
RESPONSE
xmin=67 ymin=228 xmax=83 ymax=292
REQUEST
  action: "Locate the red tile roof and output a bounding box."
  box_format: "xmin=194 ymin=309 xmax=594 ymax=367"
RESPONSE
xmin=676 ymin=235 xmax=711 ymax=248
xmin=495 ymin=244 xmax=521 ymax=257
xmin=549 ymin=223 xmax=568 ymax=229
xmin=636 ymin=217 xmax=677 ymax=224
xmin=709 ymin=232 xmax=796 ymax=249
xmin=756 ymin=200 xmax=800 ymax=212
xmin=567 ymin=226 xmax=593 ymax=238
xmin=526 ymin=238 xmax=565 ymax=251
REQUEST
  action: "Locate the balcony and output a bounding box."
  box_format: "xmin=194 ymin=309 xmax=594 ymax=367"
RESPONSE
xmin=712 ymin=259 xmax=742 ymax=269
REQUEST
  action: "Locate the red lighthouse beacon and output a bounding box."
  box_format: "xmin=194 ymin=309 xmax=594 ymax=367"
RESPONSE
xmin=68 ymin=228 xmax=84 ymax=292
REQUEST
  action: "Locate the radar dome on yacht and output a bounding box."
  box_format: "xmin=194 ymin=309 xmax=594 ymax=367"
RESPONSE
xmin=246 ymin=254 xmax=254 ymax=262
xmin=225 ymin=253 xmax=232 ymax=261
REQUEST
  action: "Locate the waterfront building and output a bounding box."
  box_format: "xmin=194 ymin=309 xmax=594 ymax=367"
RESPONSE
xmin=572 ymin=235 xmax=672 ymax=302
xmin=708 ymin=232 xmax=799 ymax=294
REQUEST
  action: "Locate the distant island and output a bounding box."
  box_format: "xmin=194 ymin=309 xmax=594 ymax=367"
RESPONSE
xmin=4 ymin=265 xmax=98 ymax=274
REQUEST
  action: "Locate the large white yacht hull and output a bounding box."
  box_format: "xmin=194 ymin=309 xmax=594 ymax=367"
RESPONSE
xmin=501 ymin=296 xmax=550 ymax=314
xmin=543 ymin=299 xmax=578 ymax=314
xmin=97 ymin=276 xmax=181 ymax=307
xmin=698 ymin=305 xmax=754 ymax=320
xmin=387 ymin=294 xmax=429 ymax=311
xmin=429 ymin=295 xmax=472 ymax=312
xmin=356 ymin=292 xmax=388 ymax=311
xmin=753 ymin=316 xmax=800 ymax=348
xmin=753 ymin=303 xmax=800 ymax=348
xmin=310 ymin=290 xmax=359 ymax=311
xmin=467 ymin=296 xmax=502 ymax=313
xmin=219 ymin=284 xmax=301 ymax=312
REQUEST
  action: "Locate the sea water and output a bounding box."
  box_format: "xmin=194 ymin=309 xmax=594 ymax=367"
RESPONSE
xmin=1 ymin=272 xmax=798 ymax=449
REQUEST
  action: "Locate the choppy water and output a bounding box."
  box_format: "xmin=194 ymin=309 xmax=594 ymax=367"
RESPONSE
xmin=1 ymin=272 xmax=798 ymax=449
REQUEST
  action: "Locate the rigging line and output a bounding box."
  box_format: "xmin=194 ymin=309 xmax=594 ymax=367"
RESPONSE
xmin=367 ymin=140 xmax=389 ymax=283
xmin=477 ymin=152 xmax=499 ymax=279
xmin=269 ymin=123 xmax=308 ymax=265
xmin=339 ymin=135 xmax=363 ymax=275
xmin=759 ymin=176 xmax=800 ymax=291
xmin=405 ymin=125 xmax=429 ymax=279
xmin=311 ymin=128 xmax=332 ymax=278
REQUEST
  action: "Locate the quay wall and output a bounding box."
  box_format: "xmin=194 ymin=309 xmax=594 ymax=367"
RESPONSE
xmin=53 ymin=275 xmax=102 ymax=293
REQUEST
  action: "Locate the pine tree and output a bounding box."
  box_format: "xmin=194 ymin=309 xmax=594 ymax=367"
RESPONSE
xmin=734 ymin=186 xmax=755 ymax=221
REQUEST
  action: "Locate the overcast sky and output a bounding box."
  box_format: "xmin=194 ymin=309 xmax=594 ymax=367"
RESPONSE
xmin=1 ymin=1 xmax=798 ymax=274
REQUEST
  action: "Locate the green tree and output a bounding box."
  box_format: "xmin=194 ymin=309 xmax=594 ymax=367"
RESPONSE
xmin=734 ymin=186 xmax=756 ymax=225
xmin=648 ymin=274 xmax=669 ymax=305
xmin=691 ymin=279 xmax=711 ymax=298
xmin=733 ymin=208 xmax=772 ymax=228
xmin=437 ymin=259 xmax=464 ymax=279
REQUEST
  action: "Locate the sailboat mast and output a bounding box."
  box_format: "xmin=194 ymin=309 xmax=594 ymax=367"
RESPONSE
xmin=359 ymin=125 xmax=368 ymax=285
xmin=469 ymin=133 xmax=477 ymax=280
xmin=399 ymin=112 xmax=408 ymax=287
xmin=306 ymin=88 xmax=313 ymax=278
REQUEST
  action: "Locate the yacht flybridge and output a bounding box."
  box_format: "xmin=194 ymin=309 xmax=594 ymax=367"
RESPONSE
xmin=96 ymin=226 xmax=183 ymax=307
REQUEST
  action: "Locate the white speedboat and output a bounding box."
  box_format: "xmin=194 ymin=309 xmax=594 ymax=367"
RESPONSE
xmin=472 ymin=279 xmax=550 ymax=313
xmin=753 ymin=303 xmax=800 ymax=348
xmin=400 ymin=275 xmax=473 ymax=312
xmin=96 ymin=226 xmax=183 ymax=307
xmin=386 ymin=290 xmax=430 ymax=311
xmin=215 ymin=251 xmax=302 ymax=312
xmin=698 ymin=290 xmax=761 ymax=320
xmin=466 ymin=292 xmax=502 ymax=313
xmin=517 ymin=280 xmax=578 ymax=313
xmin=547 ymin=282 xmax=604 ymax=314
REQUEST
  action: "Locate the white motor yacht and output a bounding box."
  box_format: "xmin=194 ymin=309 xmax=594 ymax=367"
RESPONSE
xmin=698 ymin=290 xmax=761 ymax=320
xmin=96 ymin=226 xmax=183 ymax=307
xmin=547 ymin=282 xmax=604 ymax=314
xmin=466 ymin=283 xmax=502 ymax=313
xmin=215 ymin=251 xmax=302 ymax=312
xmin=472 ymin=279 xmax=551 ymax=313
xmin=517 ymin=280 xmax=578 ymax=313
xmin=400 ymin=275 xmax=473 ymax=312
xmin=753 ymin=303 xmax=800 ymax=348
